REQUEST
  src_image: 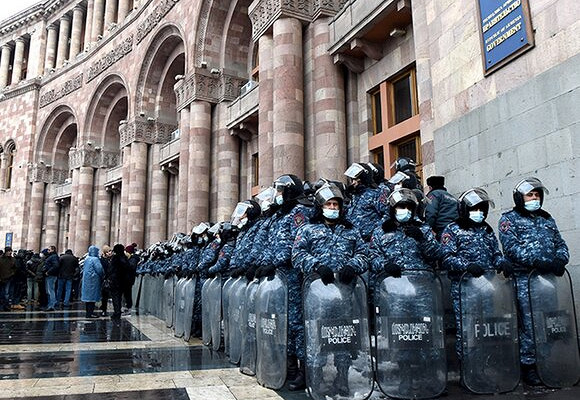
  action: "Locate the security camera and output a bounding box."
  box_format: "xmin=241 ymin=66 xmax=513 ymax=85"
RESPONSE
xmin=200 ymin=61 xmax=207 ymax=69
xmin=139 ymin=111 xmax=145 ymax=117
xmin=175 ymin=74 xmax=185 ymax=81
xmin=86 ymin=141 xmax=93 ymax=146
xmin=147 ymin=117 xmax=156 ymax=122
xmin=210 ymin=68 xmax=220 ymax=75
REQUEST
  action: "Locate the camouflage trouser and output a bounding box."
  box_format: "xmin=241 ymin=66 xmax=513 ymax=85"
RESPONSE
xmin=192 ymin=278 xmax=205 ymax=336
xmin=288 ymin=274 xmax=305 ymax=361
xmin=514 ymin=272 xmax=535 ymax=365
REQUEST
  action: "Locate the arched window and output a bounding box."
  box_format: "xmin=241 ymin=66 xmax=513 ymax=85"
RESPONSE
xmin=4 ymin=141 xmax=15 ymax=189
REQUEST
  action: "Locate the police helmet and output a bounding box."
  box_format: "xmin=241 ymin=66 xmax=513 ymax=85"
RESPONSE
xmin=392 ymin=157 xmax=417 ymax=173
xmin=191 ymin=222 xmax=210 ymax=236
xmin=388 ymin=171 xmax=410 ymax=185
xmin=388 ymin=188 xmax=418 ymax=212
xmin=314 ymin=183 xmax=344 ymax=208
xmin=513 ymin=177 xmax=549 ymax=208
xmin=273 ymin=174 xmax=304 ymax=202
xmin=254 ymin=187 xmax=276 ymax=212
xmin=367 ymin=162 xmax=385 ymax=185
xmin=344 ymin=163 xmax=373 ymax=186
xmin=230 ymin=200 xmax=261 ymax=226
xmin=459 ymin=187 xmax=494 ymax=219
xmin=219 ymin=222 xmax=238 ymax=242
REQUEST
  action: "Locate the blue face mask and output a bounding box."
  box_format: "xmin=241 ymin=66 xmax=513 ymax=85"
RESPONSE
xmin=395 ymin=208 xmax=412 ymax=223
xmin=322 ymin=209 xmax=340 ymax=220
xmin=275 ymin=194 xmax=284 ymax=205
xmin=524 ymin=199 xmax=541 ymax=212
xmin=469 ymin=210 xmax=485 ymax=223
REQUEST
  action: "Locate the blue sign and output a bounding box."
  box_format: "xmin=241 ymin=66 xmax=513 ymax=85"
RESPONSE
xmin=5 ymin=232 xmax=13 ymax=247
xmin=477 ymin=0 xmax=533 ymax=73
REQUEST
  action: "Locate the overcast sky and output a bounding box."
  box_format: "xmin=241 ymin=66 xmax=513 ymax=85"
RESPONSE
xmin=0 ymin=1 xmax=42 ymax=24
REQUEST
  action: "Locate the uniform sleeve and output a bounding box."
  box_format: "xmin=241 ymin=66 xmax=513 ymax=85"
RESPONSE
xmin=272 ymin=209 xmax=309 ymax=269
xmin=549 ymin=218 xmax=570 ymax=265
xmin=209 ymin=245 xmax=233 ymax=275
xmin=291 ymin=226 xmax=319 ymax=274
xmin=425 ymin=192 xmax=440 ymax=230
xmin=441 ymin=226 xmax=468 ymax=273
xmin=346 ymin=230 xmax=369 ymax=274
xmin=369 ymin=228 xmax=386 ymax=273
xmin=488 ymin=232 xmax=508 ymax=270
xmin=498 ymin=214 xmax=532 ymax=266
xmin=419 ymin=225 xmax=442 ymax=262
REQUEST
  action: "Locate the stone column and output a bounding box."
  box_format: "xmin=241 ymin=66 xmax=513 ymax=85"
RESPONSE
xmin=149 ymin=144 xmax=168 ymax=243
xmin=178 ymin=107 xmax=190 ymax=232
xmin=44 ymin=24 xmax=58 ymax=73
xmin=104 ymin=0 xmax=118 ymax=31
xmin=67 ymin=168 xmax=80 ymax=253
xmin=27 ymin=181 xmax=46 ymax=252
xmin=44 ymin=198 xmax=60 ymax=251
xmin=188 ymin=101 xmax=211 ymax=224
xmin=74 ymin=166 xmax=95 ymax=256
xmin=0 ymin=44 xmax=12 ymax=88
xmin=312 ymin=18 xmax=347 ymax=180
xmin=12 ymin=38 xmax=26 ymax=84
xmin=27 ymin=25 xmax=45 ymax=79
xmin=70 ymin=6 xmax=85 ymax=59
xmin=127 ymin=141 xmax=147 ymax=248
xmin=94 ymin=169 xmax=111 ymax=247
xmin=118 ymin=0 xmax=131 ymax=22
xmin=258 ymin=34 xmax=274 ymax=187
xmin=56 ymin=14 xmax=71 ymax=68
xmin=214 ymin=103 xmax=239 ymax=221
xmin=92 ymin=0 xmax=105 ymax=40
xmin=84 ymin=0 xmax=95 ymax=49
xmin=119 ymin=145 xmax=131 ymax=244
xmin=272 ymin=18 xmax=304 ymax=178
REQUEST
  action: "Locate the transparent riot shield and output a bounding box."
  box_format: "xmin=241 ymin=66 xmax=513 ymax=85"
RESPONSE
xmin=255 ymin=271 xmax=288 ymax=389
xmin=240 ymin=279 xmax=260 ymax=375
xmin=138 ymin=274 xmax=149 ymax=315
xmin=208 ymin=276 xmax=223 ymax=351
xmin=183 ymin=276 xmax=197 ymax=341
xmin=303 ymin=273 xmax=373 ymax=400
xmin=163 ymin=276 xmax=175 ymax=328
xmin=228 ymin=277 xmax=247 ymax=365
xmin=529 ymin=269 xmax=580 ymax=388
xmin=375 ymin=269 xmax=446 ymax=399
xmin=174 ymin=277 xmax=188 ymax=338
xmin=222 ymin=277 xmax=236 ymax=356
xmin=154 ymin=275 xmax=165 ymax=318
xmin=133 ymin=275 xmax=142 ymax=313
xmin=460 ymin=271 xmax=519 ymax=393
xmin=201 ymin=278 xmax=212 ymax=346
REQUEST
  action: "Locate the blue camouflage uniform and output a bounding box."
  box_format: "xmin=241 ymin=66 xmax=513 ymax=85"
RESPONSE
xmin=193 ymin=239 xmax=223 ymax=335
xmin=208 ymin=241 xmax=236 ymax=276
xmin=441 ymin=221 xmax=508 ymax=357
xmin=229 ymin=219 xmax=265 ymax=273
xmin=345 ymin=187 xmax=388 ymax=241
xmin=260 ymin=204 xmax=310 ymax=361
xmin=498 ymin=209 xmax=569 ymax=365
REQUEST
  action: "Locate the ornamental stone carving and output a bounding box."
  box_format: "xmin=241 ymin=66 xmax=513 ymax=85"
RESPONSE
xmin=68 ymin=146 xmax=120 ymax=169
xmin=39 ymin=74 xmax=83 ymax=108
xmin=86 ymin=36 xmax=133 ymax=83
xmin=136 ymin=0 xmax=181 ymax=44
xmin=174 ymin=70 xmax=246 ymax=111
xmin=119 ymin=118 xmax=178 ymax=147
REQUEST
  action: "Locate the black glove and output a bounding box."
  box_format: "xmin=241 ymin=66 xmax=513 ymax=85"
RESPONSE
xmin=338 ymin=265 xmax=356 ymax=285
xmin=553 ymin=259 xmax=567 ymax=277
xmin=207 ymin=270 xmax=217 ymax=279
xmin=384 ymin=263 xmax=402 ymax=278
xmin=534 ymin=258 xmax=553 ymax=274
xmin=245 ymin=266 xmax=257 ymax=281
xmin=230 ymin=267 xmax=245 ymax=278
xmin=467 ymin=263 xmax=485 ymax=278
xmin=382 ymin=218 xmax=397 ymax=232
xmin=316 ymin=264 xmax=335 ymax=285
xmin=255 ymin=265 xmax=276 ymax=280
xmin=404 ymin=226 xmax=425 ymax=242
xmin=498 ymin=260 xmax=514 ymax=278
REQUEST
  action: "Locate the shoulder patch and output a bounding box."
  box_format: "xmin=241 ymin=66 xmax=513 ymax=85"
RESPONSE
xmin=293 ymin=212 xmax=306 ymax=227
xmin=441 ymin=233 xmax=452 ymax=245
xmin=379 ymin=190 xmax=389 ymax=205
xmin=499 ymin=220 xmax=511 ymax=233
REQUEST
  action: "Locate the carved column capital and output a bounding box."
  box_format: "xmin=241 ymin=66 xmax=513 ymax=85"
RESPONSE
xmin=119 ymin=117 xmax=178 ymax=147
xmin=174 ymin=69 xmax=246 ymax=110
xmin=249 ymin=0 xmax=312 ymax=42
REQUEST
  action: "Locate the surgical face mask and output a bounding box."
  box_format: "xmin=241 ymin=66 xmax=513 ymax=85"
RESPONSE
xmin=197 ymin=238 xmax=203 ymax=244
xmin=524 ymin=199 xmax=541 ymax=212
xmin=469 ymin=210 xmax=485 ymax=223
xmin=260 ymin=200 xmax=272 ymax=212
xmin=275 ymin=194 xmax=284 ymax=205
xmin=238 ymin=217 xmax=248 ymax=228
xmin=395 ymin=208 xmax=412 ymax=223
xmin=322 ymin=208 xmax=340 ymax=220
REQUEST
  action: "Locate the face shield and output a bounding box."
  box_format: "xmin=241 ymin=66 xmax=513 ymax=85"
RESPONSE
xmin=388 ymin=188 xmax=418 ymax=208
xmin=231 ymin=202 xmax=251 ymax=226
xmin=460 ymin=188 xmax=495 ymax=209
xmin=388 ymin=171 xmax=410 ymax=188
xmin=192 ymin=222 xmax=210 ymax=236
xmin=514 ymin=178 xmax=549 ymax=196
xmin=208 ymin=222 xmax=221 ymax=236
xmin=344 ymin=163 xmax=365 ymax=179
xmin=314 ymin=183 xmax=344 ymax=207
xmin=255 ymin=187 xmax=276 ymax=212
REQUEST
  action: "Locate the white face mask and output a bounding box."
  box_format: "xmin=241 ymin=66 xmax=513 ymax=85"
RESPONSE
xmin=395 ymin=208 xmax=412 ymax=223
xmin=524 ymin=199 xmax=541 ymax=212
xmin=469 ymin=210 xmax=485 ymax=223
xmin=275 ymin=194 xmax=284 ymax=205
xmin=238 ymin=217 xmax=248 ymax=228
xmin=322 ymin=209 xmax=340 ymax=220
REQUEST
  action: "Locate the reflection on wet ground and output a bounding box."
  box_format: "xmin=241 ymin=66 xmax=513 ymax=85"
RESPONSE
xmin=15 ymin=388 xmax=190 ymax=400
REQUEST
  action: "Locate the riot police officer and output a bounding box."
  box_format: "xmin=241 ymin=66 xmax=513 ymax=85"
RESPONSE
xmin=227 ymin=200 xmax=262 ymax=279
xmin=498 ymin=178 xmax=569 ymax=386
xmin=425 ymin=176 xmax=459 ymax=240
xmin=292 ymin=182 xmax=369 ymax=395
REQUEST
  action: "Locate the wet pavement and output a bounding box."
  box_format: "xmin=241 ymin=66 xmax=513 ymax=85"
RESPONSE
xmin=0 ymin=302 xmax=577 ymax=399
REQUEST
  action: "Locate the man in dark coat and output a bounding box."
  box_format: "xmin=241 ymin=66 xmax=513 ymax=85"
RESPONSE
xmin=425 ymin=175 xmax=459 ymax=240
xmin=42 ymin=246 xmax=60 ymax=311
xmin=0 ymin=247 xmax=17 ymax=311
xmin=57 ymin=249 xmax=79 ymax=308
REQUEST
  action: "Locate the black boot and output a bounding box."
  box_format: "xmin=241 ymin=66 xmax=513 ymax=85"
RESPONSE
xmin=522 ymin=363 xmax=542 ymax=386
xmin=288 ymin=363 xmax=306 ymax=391
xmin=334 ymin=363 xmax=350 ymax=396
xmin=286 ymin=355 xmax=299 ymax=382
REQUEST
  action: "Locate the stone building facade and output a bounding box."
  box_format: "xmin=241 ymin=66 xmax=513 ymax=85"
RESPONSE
xmin=0 ymin=0 xmax=578 ymax=276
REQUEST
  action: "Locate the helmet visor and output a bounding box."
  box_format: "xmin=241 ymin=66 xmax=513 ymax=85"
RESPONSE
xmin=344 ymin=163 xmax=365 ymax=179
xmin=515 ymin=178 xmax=549 ymax=196
xmin=192 ymin=222 xmax=210 ymax=235
xmin=230 ymin=203 xmax=251 ymax=225
xmin=314 ymin=184 xmax=343 ymax=206
xmin=388 ymin=171 xmax=410 ymax=185
xmin=460 ymin=188 xmax=495 ymax=209
xmin=388 ymin=188 xmax=418 ymax=208
xmin=208 ymin=223 xmax=221 ymax=235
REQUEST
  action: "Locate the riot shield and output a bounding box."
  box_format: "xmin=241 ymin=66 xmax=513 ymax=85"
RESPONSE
xmin=208 ymin=276 xmax=223 ymax=351
xmin=460 ymin=271 xmax=519 ymax=393
xmin=183 ymin=276 xmax=197 ymax=341
xmin=303 ymin=273 xmax=373 ymax=400
xmin=133 ymin=275 xmax=142 ymax=313
xmin=163 ymin=276 xmax=175 ymax=328
xmin=255 ymin=271 xmax=288 ymax=389
xmin=138 ymin=274 xmax=150 ymax=315
xmin=154 ymin=275 xmax=165 ymax=318
xmin=529 ymin=270 xmax=580 ymax=387
xmin=201 ymin=278 xmax=212 ymax=346
xmin=222 ymin=277 xmax=236 ymax=355
xmin=228 ymin=277 xmax=247 ymax=365
xmin=240 ymin=279 xmax=260 ymax=375
xmin=174 ymin=277 xmax=188 ymax=338
xmin=375 ymin=269 xmax=446 ymax=399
